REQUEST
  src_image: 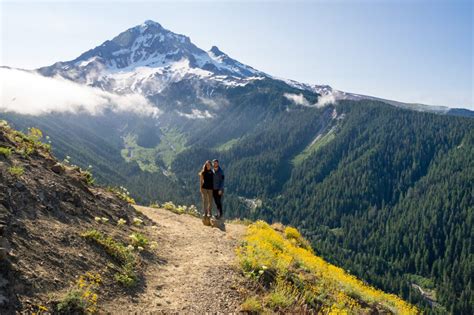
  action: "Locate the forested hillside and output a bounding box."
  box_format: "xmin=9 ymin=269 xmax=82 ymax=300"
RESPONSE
xmin=259 ymin=102 xmax=473 ymax=314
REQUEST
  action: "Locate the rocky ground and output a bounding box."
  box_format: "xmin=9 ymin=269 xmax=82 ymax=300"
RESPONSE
xmin=102 ymin=206 xmax=248 ymax=313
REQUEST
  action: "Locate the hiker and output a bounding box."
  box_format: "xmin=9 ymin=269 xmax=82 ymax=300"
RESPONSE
xmin=199 ymin=160 xmax=214 ymax=218
xmin=212 ymin=159 xmax=225 ymax=219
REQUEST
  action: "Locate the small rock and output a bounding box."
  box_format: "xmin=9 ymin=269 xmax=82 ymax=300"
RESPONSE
xmin=51 ymin=163 xmax=65 ymax=175
xmin=14 ymin=181 xmax=25 ymax=191
xmin=72 ymin=194 xmax=82 ymax=207
xmin=38 ymin=191 xmax=45 ymax=202
xmin=0 ymin=247 xmax=6 ymax=259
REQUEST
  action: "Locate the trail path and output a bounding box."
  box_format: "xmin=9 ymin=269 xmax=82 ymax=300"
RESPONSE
xmin=103 ymin=206 xmax=247 ymax=314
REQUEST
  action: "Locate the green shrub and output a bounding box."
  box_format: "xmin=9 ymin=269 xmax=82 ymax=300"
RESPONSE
xmin=163 ymin=201 xmax=176 ymax=211
xmin=266 ymin=290 xmax=293 ymax=309
xmin=129 ymin=233 xmax=149 ymax=248
xmin=81 ymin=170 xmax=95 ymax=186
xmin=117 ymin=218 xmax=127 ymax=226
xmin=114 ymin=267 xmax=136 ymax=287
xmin=0 ymin=147 xmax=12 ymax=157
xmin=81 ymin=230 xmax=138 ymax=287
xmin=106 ymin=186 xmax=136 ymax=204
xmin=162 ymin=201 xmax=199 ymax=217
xmin=241 ymin=296 xmax=263 ymax=312
xmin=8 ymin=166 xmax=24 ymax=176
xmin=56 ymin=272 xmax=101 ymax=314
xmin=132 ymin=217 xmax=143 ymax=226
xmin=56 ymin=290 xmax=87 ymax=314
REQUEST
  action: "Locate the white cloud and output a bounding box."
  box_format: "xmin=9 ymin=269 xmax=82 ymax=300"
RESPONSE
xmin=284 ymin=93 xmax=311 ymax=106
xmin=177 ymin=108 xmax=214 ymax=119
xmin=284 ymin=92 xmax=336 ymax=108
xmin=0 ymin=68 xmax=161 ymax=117
xmin=315 ymin=93 xmax=336 ymax=107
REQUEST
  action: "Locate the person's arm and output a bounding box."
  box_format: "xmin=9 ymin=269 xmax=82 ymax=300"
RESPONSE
xmin=199 ymin=174 xmax=204 ymax=192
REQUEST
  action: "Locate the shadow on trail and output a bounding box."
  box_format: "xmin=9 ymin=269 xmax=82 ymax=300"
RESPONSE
xmin=212 ymin=220 xmax=226 ymax=232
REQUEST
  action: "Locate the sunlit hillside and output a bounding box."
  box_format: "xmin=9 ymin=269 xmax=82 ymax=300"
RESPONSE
xmin=238 ymin=221 xmax=418 ymax=314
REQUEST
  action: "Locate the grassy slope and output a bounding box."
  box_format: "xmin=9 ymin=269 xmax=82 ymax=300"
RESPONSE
xmin=121 ymin=128 xmax=187 ymax=173
xmin=292 ymin=129 xmax=336 ymax=166
xmin=237 ymin=221 xmax=418 ymax=314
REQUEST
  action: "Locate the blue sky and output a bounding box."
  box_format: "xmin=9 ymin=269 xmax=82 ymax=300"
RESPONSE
xmin=1 ymin=0 xmax=472 ymax=109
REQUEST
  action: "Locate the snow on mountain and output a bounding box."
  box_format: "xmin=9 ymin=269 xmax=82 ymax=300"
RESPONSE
xmin=37 ymin=20 xmax=264 ymax=97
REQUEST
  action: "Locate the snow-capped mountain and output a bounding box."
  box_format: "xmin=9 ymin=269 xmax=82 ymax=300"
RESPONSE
xmin=38 ymin=20 xmax=264 ymax=96
xmin=32 ymin=20 xmax=469 ymax=116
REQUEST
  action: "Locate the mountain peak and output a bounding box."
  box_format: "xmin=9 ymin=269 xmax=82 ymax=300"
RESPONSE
xmin=142 ymin=19 xmax=162 ymax=27
xmin=138 ymin=20 xmax=165 ymax=33
xmin=38 ymin=20 xmax=265 ymax=90
xmin=209 ymin=46 xmax=225 ymax=57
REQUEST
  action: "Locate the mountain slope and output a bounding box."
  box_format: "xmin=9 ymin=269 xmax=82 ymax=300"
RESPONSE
xmin=0 ymin=121 xmax=157 ymax=313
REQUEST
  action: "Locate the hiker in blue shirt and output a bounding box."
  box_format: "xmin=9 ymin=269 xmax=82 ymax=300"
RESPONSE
xmin=212 ymin=159 xmax=224 ymax=219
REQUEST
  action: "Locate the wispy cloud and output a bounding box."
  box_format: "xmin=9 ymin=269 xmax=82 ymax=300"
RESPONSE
xmin=177 ymin=108 xmax=214 ymax=119
xmin=0 ymin=68 xmax=161 ymax=117
xmin=284 ymin=92 xmax=335 ymax=108
xmin=315 ymin=93 xmax=336 ymax=107
xmin=283 ymin=93 xmax=310 ymax=106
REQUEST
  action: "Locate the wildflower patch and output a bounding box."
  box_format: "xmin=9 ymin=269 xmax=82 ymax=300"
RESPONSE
xmin=237 ymin=221 xmax=418 ymax=314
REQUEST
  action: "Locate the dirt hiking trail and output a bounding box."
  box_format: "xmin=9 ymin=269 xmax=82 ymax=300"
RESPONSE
xmin=102 ymin=205 xmax=248 ymax=314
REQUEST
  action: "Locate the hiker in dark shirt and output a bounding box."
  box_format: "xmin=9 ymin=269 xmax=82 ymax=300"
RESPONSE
xmin=199 ymin=160 xmax=214 ymax=218
xmin=212 ymin=159 xmax=225 ymax=219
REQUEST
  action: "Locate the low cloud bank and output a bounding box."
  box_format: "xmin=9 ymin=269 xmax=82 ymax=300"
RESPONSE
xmin=0 ymin=68 xmax=161 ymax=117
xmin=284 ymin=92 xmax=336 ymax=108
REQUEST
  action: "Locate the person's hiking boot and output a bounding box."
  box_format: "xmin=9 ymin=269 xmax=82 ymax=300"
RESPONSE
xmin=202 ymin=215 xmax=211 ymax=226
